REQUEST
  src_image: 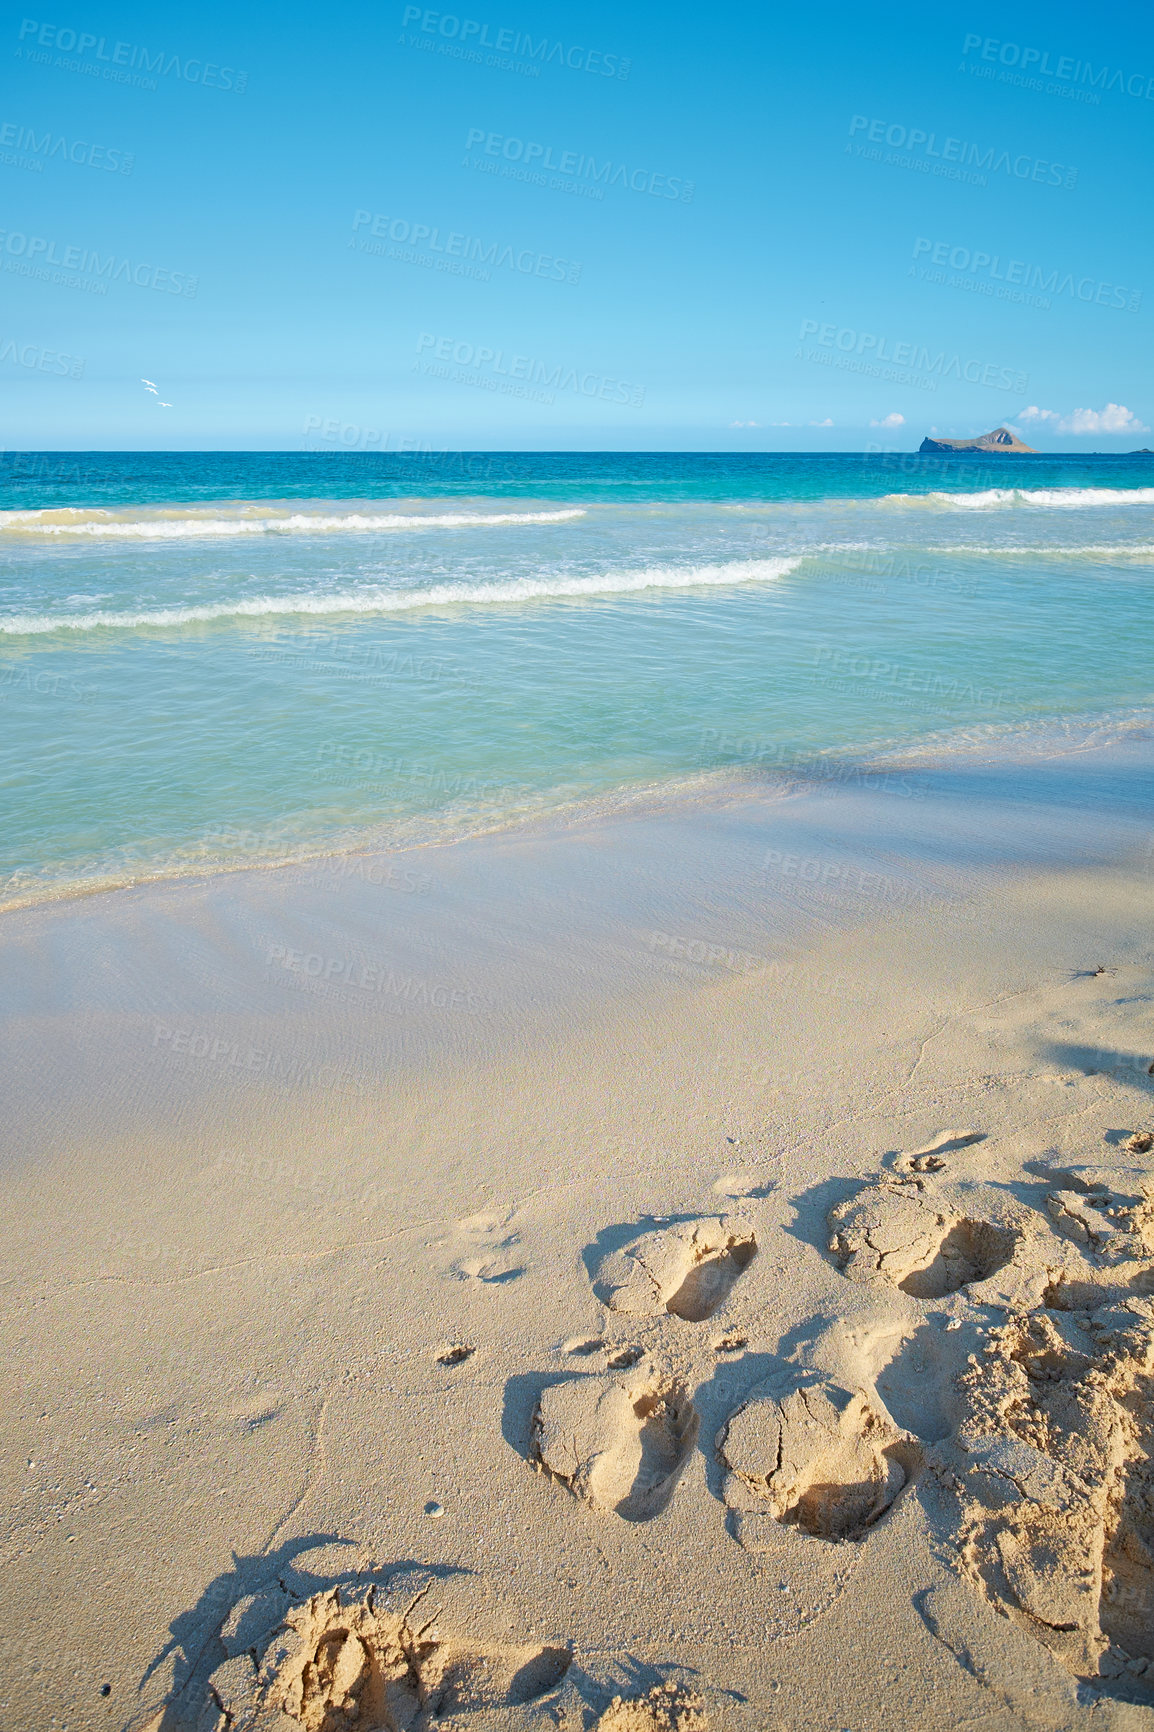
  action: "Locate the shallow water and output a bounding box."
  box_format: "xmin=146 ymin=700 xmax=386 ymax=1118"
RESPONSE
xmin=1 ymin=451 xmax=1152 ymax=905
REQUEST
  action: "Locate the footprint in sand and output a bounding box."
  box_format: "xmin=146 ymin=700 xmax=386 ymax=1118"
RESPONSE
xmin=449 ymin=1210 xmax=527 ymax=1285
xmin=892 ymin=1129 xmax=986 ymax=1175
xmin=596 ymin=1682 xmax=708 ymax=1729
xmin=827 ymin=1173 xmax=1018 ymax=1299
xmin=717 ymin=1375 xmax=921 ymax=1542
xmin=712 ymin=1171 xmax=773 ymax=1199
xmin=942 ymin=1298 xmax=1154 ymax=1690
xmin=592 ymin=1217 xmax=757 ymax=1322
xmin=532 ymin=1368 xmax=700 ymax=1522
xmin=1039 ymin=1163 xmax=1154 ymax=1261
xmin=211 ymin=1579 xmax=573 ymax=1730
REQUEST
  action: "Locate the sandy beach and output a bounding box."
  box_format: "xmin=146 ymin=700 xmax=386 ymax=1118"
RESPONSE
xmin=3 ymin=737 xmax=1153 ymax=1731
xmin=8 ymin=0 xmax=1154 ymax=1709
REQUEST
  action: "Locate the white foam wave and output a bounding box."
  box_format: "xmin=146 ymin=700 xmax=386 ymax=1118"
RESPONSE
xmin=0 ymin=557 xmax=801 ymax=635
xmin=925 ymin=543 xmax=1154 ymax=558
xmin=881 ymin=487 xmax=1154 ymax=511
xmin=0 ymin=506 xmax=586 ymax=539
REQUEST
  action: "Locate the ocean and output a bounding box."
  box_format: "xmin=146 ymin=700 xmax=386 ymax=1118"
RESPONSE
xmin=2 ymin=450 xmax=1152 ymax=909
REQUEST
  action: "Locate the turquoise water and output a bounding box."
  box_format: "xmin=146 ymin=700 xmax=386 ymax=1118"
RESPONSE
xmin=1 ymin=452 xmax=1153 ymax=905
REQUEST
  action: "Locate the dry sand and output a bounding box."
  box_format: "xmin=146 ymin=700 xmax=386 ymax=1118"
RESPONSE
xmin=2 ymin=756 xmax=1153 ymax=1731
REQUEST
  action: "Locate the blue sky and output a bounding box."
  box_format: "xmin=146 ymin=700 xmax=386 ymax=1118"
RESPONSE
xmin=2 ymin=0 xmax=1152 ymax=449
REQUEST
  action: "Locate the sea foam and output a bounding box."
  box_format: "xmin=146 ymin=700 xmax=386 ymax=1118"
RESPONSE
xmin=881 ymin=487 xmax=1154 ymax=510
xmin=0 ymin=506 xmax=587 ymax=539
xmin=0 ymin=557 xmax=802 ymax=634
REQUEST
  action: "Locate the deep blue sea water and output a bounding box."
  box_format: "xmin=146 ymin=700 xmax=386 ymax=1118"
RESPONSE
xmin=1 ymin=450 xmax=1152 ymax=906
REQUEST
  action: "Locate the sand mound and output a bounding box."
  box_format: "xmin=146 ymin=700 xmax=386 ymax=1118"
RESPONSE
xmin=943 ymin=1299 xmax=1154 ymax=1687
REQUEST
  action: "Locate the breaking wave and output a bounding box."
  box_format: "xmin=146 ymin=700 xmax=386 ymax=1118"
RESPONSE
xmin=880 ymin=487 xmax=1154 ymax=510
xmin=0 ymin=557 xmax=802 ymax=635
xmin=0 ymin=505 xmax=587 ymax=540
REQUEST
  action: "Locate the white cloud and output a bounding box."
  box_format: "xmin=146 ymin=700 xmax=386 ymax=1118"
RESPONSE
xmin=809 ymin=417 xmax=834 ymax=427
xmin=1055 ymin=403 xmax=1148 ymax=435
xmin=1015 ymin=405 xmax=1059 ymax=424
xmin=869 ymin=412 xmax=904 ymax=428
xmin=729 ymin=419 xmax=760 ymax=428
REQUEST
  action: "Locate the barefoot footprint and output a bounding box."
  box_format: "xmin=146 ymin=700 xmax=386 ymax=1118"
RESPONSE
xmin=828 ymin=1180 xmax=1017 ymax=1298
xmin=593 ymin=1217 xmax=757 ymax=1321
xmin=449 ymin=1209 xmax=527 ymax=1284
xmin=718 ymin=1375 xmax=921 ymax=1541
xmin=211 ymin=1579 xmax=573 ymax=1730
xmin=533 ymin=1369 xmax=700 ymax=1521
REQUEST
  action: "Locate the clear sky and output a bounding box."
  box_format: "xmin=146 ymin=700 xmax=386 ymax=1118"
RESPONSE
xmin=3 ymin=0 xmax=1152 ymax=450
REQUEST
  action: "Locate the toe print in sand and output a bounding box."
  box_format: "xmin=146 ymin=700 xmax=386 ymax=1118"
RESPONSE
xmin=592 ymin=1217 xmax=757 ymax=1321
xmin=717 ymin=1376 xmax=921 ymax=1541
xmin=532 ymin=1368 xmax=700 ymax=1521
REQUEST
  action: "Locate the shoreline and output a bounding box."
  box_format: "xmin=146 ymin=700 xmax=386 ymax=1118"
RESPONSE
xmin=2 ymin=701 xmax=1151 ymax=919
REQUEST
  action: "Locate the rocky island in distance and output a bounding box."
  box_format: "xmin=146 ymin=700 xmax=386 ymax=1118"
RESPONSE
xmin=919 ymin=426 xmax=1037 ymax=454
